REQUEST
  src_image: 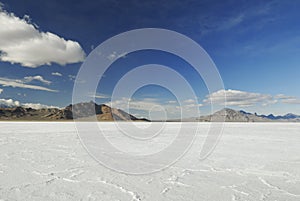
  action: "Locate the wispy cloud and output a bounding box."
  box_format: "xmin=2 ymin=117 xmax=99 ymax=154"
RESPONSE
xmin=68 ymin=74 xmax=86 ymax=83
xmin=197 ymin=1 xmax=277 ymax=35
xmin=24 ymin=75 xmax=51 ymax=85
xmin=0 ymin=77 xmax=57 ymax=92
xmin=107 ymin=97 xmax=201 ymax=111
xmin=51 ymin=72 xmax=62 ymax=77
xmin=106 ymin=97 xmax=202 ymax=119
xmin=167 ymin=100 xmax=177 ymax=104
xmin=0 ymin=5 xmax=85 ymax=67
xmin=89 ymin=93 xmax=110 ymax=99
xmin=276 ymin=94 xmax=300 ymax=104
xmin=183 ymin=99 xmax=196 ymax=104
xmin=107 ymin=51 xmax=128 ymax=61
xmin=204 ymin=89 xmax=300 ymax=107
xmin=106 ymin=97 xmax=163 ymax=112
xmin=68 ymin=75 xmax=76 ymax=81
xmin=207 ymin=14 xmax=245 ymax=33
xmin=281 ymin=99 xmax=300 ymax=104
xmin=203 ymin=89 xmax=276 ymax=107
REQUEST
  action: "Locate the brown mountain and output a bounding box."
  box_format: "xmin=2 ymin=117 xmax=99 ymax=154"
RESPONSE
xmin=196 ymin=108 xmax=271 ymax=122
xmin=0 ymin=101 xmax=149 ymax=121
xmin=178 ymin=108 xmax=300 ymax=122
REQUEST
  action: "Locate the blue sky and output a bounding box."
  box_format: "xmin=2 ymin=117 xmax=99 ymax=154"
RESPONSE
xmin=0 ymin=0 xmax=299 ymax=119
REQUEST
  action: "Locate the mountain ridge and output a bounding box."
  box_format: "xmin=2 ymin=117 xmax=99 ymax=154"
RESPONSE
xmin=196 ymin=108 xmax=300 ymax=122
xmin=0 ymin=101 xmax=150 ymax=122
xmin=168 ymin=108 xmax=300 ymax=122
xmin=0 ymin=103 xmax=299 ymax=122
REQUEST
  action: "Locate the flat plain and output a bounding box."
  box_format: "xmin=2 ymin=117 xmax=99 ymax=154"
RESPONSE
xmin=0 ymin=122 xmax=299 ymax=201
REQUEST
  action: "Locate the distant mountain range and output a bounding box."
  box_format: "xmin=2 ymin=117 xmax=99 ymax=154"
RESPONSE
xmin=0 ymin=103 xmax=299 ymax=122
xmin=191 ymin=108 xmax=300 ymax=122
xmin=0 ymin=101 xmax=149 ymax=121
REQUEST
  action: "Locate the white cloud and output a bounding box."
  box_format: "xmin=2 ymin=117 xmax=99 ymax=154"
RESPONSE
xmin=183 ymin=103 xmax=203 ymax=108
xmin=68 ymin=75 xmax=76 ymax=81
xmin=276 ymin=94 xmax=300 ymax=104
xmin=204 ymin=90 xmax=300 ymax=107
xmin=107 ymin=98 xmax=202 ymax=113
xmin=198 ymin=2 xmax=276 ymax=36
xmin=0 ymin=6 xmax=85 ymax=67
xmin=0 ymin=88 xmax=2 ymax=94
xmin=107 ymin=51 xmax=128 ymax=61
xmin=24 ymin=75 xmax=51 ymax=85
xmin=51 ymin=72 xmax=62 ymax=77
xmin=89 ymin=93 xmax=109 ymax=99
xmin=204 ymin=89 xmax=275 ymax=107
xmin=22 ymin=103 xmax=58 ymax=109
xmin=281 ymin=99 xmax=300 ymax=104
xmin=17 ymin=92 xmax=26 ymax=97
xmin=0 ymin=98 xmax=20 ymax=107
xmin=68 ymin=74 xmax=86 ymax=83
xmin=0 ymin=97 xmax=58 ymax=109
xmin=107 ymin=97 xmax=163 ymax=112
xmin=275 ymin=94 xmax=293 ymax=99
xmin=106 ymin=97 xmax=202 ymax=119
xmin=0 ymin=77 xmax=57 ymax=92
xmin=167 ymin=100 xmax=177 ymax=104
xmin=183 ymin=99 xmax=196 ymax=103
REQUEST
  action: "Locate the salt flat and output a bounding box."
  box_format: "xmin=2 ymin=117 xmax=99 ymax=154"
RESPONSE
xmin=0 ymin=122 xmax=299 ymax=201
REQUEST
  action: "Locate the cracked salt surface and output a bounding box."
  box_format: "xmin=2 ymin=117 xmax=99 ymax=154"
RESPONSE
xmin=0 ymin=122 xmax=299 ymax=201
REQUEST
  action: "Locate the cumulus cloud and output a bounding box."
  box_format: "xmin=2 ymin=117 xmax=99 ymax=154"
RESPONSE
xmin=24 ymin=75 xmax=51 ymax=85
xmin=51 ymin=72 xmax=62 ymax=77
xmin=0 ymin=6 xmax=85 ymax=67
xmin=0 ymin=77 xmax=57 ymax=92
xmin=204 ymin=89 xmax=275 ymax=107
xmin=0 ymin=98 xmax=20 ymax=107
xmin=22 ymin=103 xmax=58 ymax=109
xmin=0 ymin=97 xmax=58 ymax=109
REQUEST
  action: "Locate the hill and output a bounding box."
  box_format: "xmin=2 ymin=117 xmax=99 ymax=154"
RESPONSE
xmin=0 ymin=101 xmax=149 ymax=121
xmin=173 ymin=108 xmax=300 ymax=122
